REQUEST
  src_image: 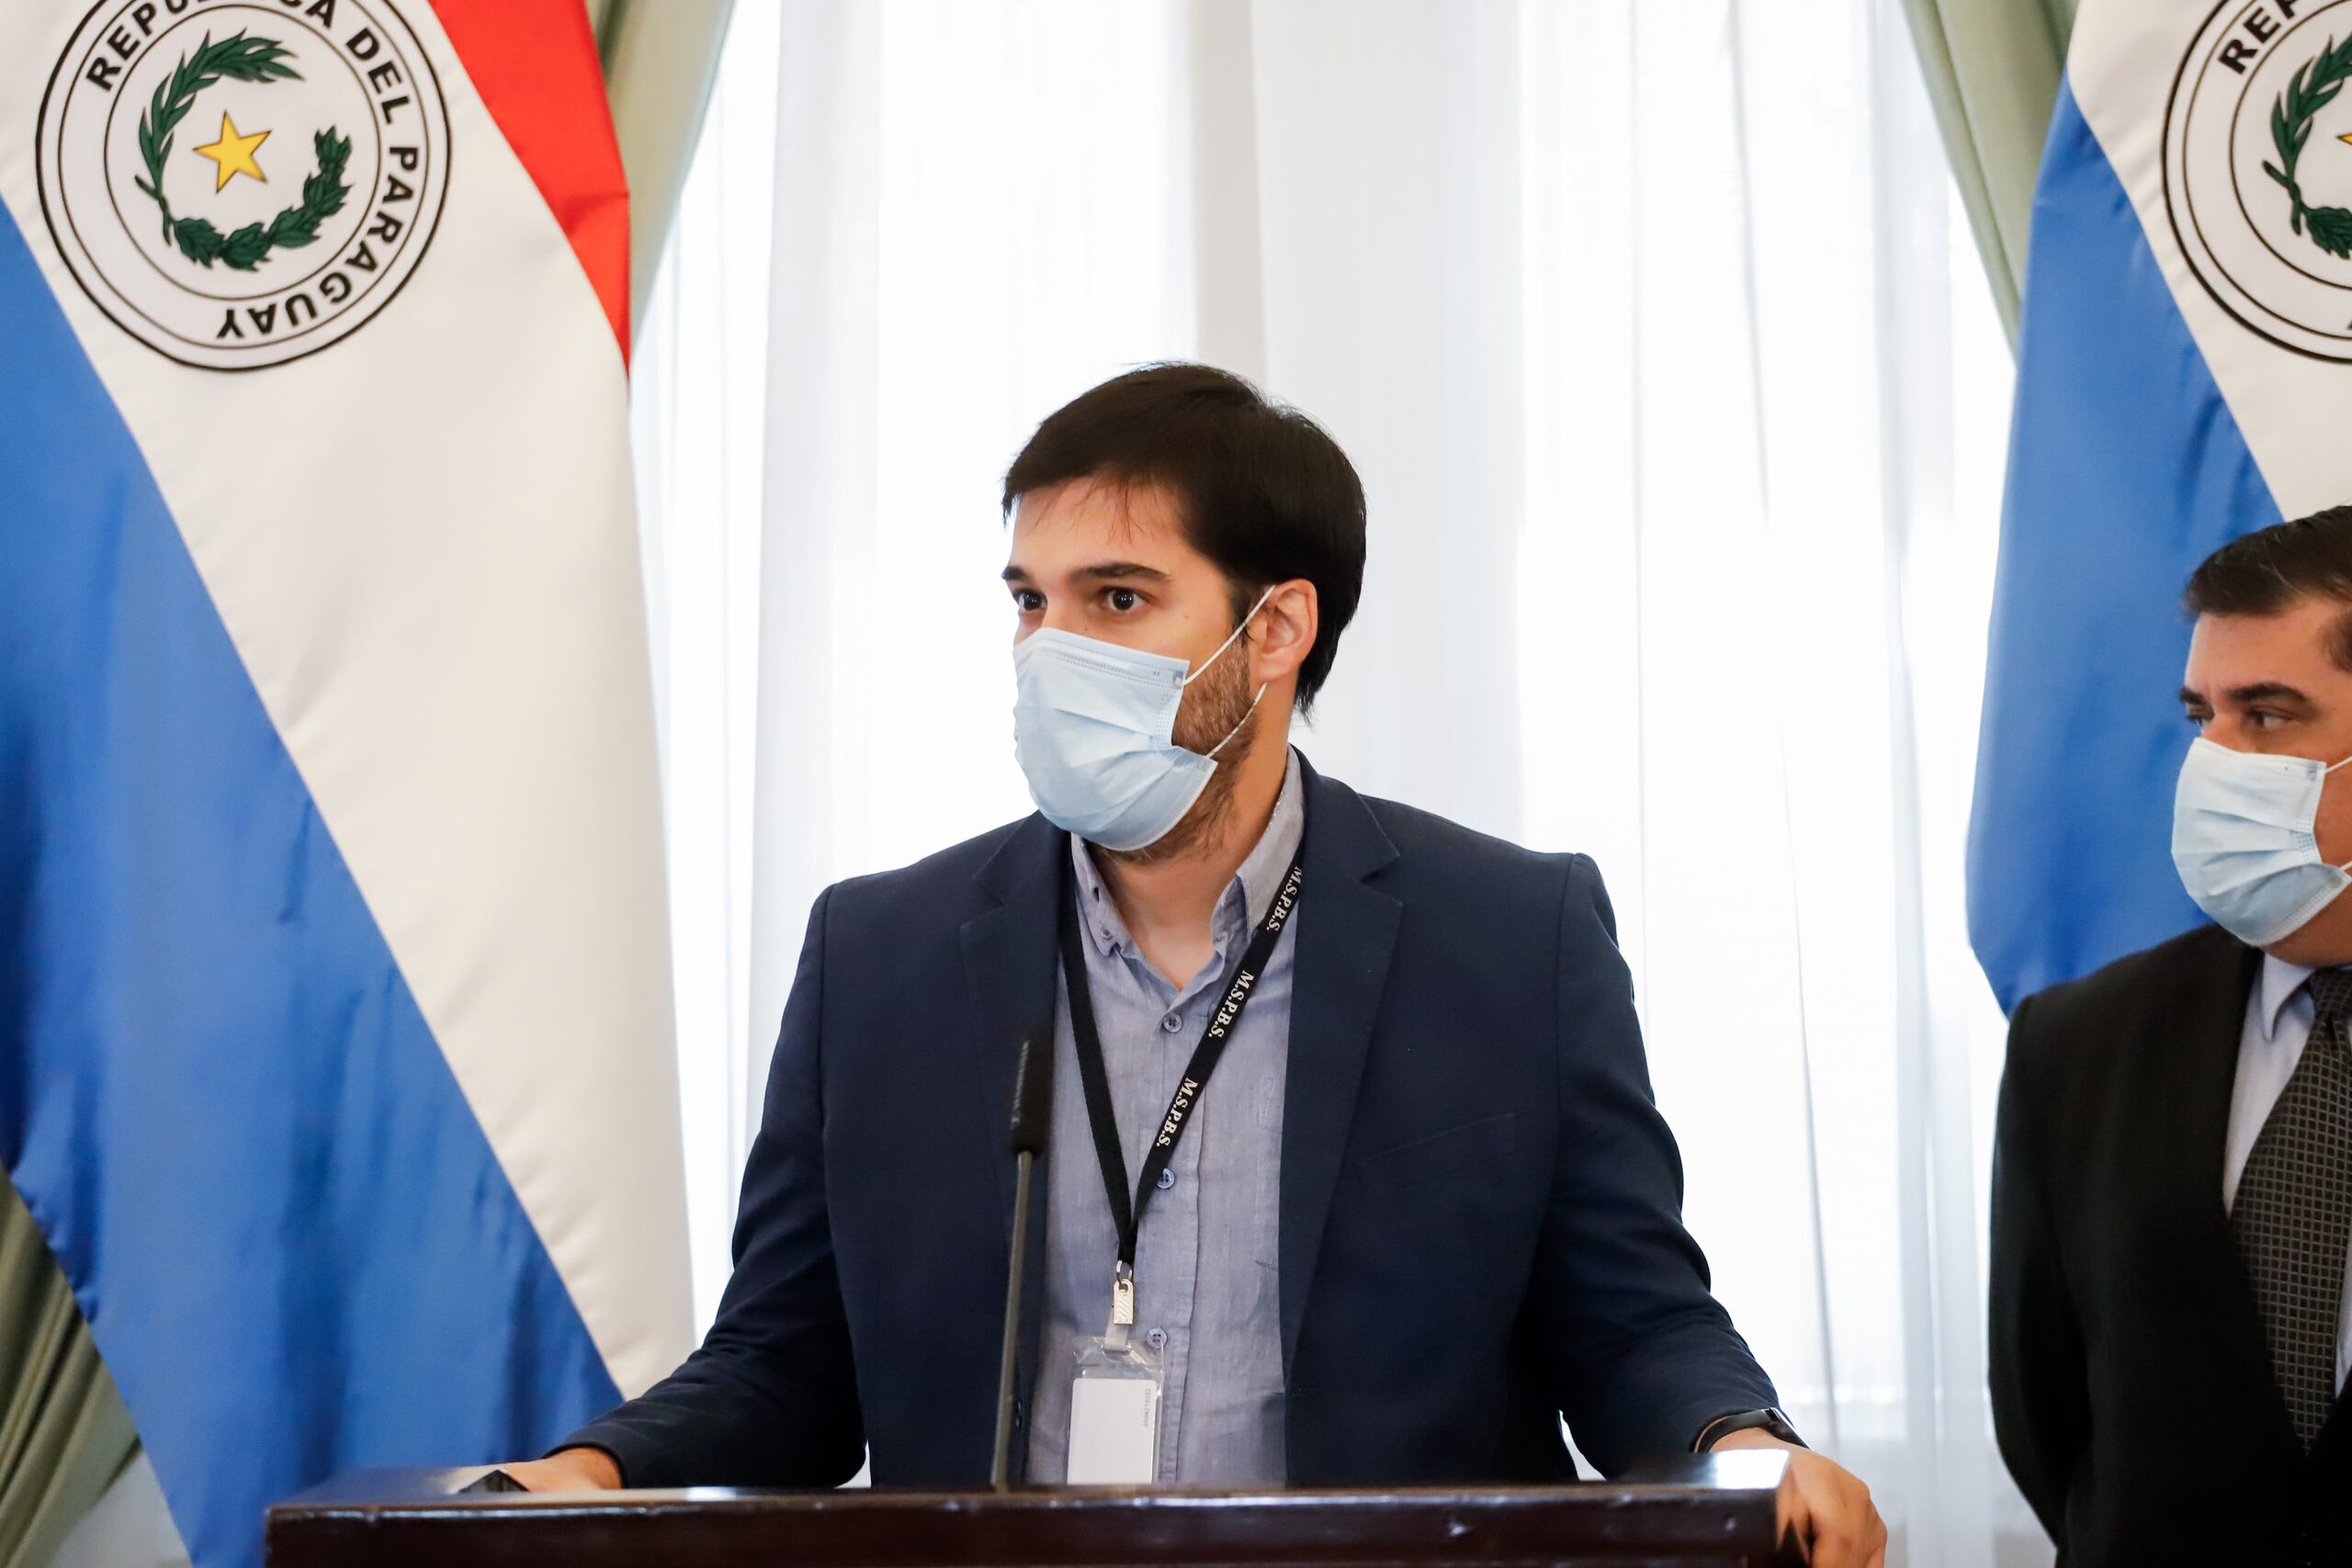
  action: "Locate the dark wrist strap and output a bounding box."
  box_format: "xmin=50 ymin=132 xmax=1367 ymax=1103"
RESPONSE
xmin=1691 ymin=1406 xmax=1805 ymax=1453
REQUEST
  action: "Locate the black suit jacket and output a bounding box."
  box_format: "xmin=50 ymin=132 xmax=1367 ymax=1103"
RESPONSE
xmin=1992 ymin=922 xmax=2352 ymax=1565
xmin=563 ymin=757 xmax=1777 ymax=1487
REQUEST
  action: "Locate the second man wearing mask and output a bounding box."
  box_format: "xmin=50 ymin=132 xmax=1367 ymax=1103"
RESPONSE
xmin=1993 ymin=506 xmax=2352 ymax=1565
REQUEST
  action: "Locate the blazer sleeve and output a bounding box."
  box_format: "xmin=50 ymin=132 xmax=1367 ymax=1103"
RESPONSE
xmin=553 ymin=886 xmax=865 ymax=1488
xmin=1987 ymin=992 xmax=2087 ymax=1547
xmin=1534 ymin=854 xmax=1781 ymax=1474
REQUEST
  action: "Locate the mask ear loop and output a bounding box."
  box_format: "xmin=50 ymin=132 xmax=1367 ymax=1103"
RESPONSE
xmin=1182 ymin=587 xmax=1279 ymax=688
xmin=1206 ymin=683 xmax=1269 ymax=760
xmin=2322 ymin=756 xmax=2352 ymax=871
xmin=1188 ymin=587 xmax=1279 ymax=761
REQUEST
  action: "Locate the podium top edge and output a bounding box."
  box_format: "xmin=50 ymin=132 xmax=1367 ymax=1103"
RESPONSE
xmin=269 ymin=1451 xmax=1792 ymax=1514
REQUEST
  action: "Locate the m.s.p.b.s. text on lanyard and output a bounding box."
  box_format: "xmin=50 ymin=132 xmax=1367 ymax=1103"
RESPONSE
xmin=1057 ymin=847 xmax=1305 ymax=1331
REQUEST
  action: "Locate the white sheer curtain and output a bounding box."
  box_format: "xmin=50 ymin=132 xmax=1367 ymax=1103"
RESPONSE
xmin=631 ymin=3 xmax=2039 ymax=1562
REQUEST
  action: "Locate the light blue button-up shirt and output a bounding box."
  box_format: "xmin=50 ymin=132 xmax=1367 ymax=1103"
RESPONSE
xmin=1023 ymin=749 xmax=1304 ymax=1484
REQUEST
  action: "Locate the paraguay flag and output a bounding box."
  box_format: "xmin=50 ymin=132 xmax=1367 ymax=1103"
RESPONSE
xmin=1969 ymin=0 xmax=2352 ymax=1010
xmin=0 ymin=4 xmax=688 ymax=1563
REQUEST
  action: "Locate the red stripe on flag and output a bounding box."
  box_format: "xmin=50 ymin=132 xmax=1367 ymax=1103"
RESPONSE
xmin=431 ymin=0 xmax=631 ymax=360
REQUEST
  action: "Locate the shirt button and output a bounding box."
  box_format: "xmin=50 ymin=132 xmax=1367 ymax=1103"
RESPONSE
xmin=1147 ymin=1327 xmax=1169 ymax=1350
xmin=1156 ymin=1168 xmax=1177 ymax=1190
xmin=1159 ymin=1012 xmax=1182 ymax=1032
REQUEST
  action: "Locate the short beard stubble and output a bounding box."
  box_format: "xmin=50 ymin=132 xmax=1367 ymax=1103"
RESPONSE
xmin=1099 ymin=623 xmax=1262 ymax=868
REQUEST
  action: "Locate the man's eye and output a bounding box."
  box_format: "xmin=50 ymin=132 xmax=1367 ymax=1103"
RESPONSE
xmin=1012 ymin=590 xmax=1044 ymax=613
xmin=1106 ymin=588 xmax=1140 ymax=612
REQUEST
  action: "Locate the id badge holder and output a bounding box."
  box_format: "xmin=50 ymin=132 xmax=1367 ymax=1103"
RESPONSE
xmin=1065 ymin=1270 xmax=1162 ymax=1485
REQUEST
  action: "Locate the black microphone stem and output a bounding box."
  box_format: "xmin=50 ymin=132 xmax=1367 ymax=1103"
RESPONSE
xmin=990 ymin=1025 xmax=1054 ymax=1492
xmin=989 ymin=1147 xmax=1035 ymax=1491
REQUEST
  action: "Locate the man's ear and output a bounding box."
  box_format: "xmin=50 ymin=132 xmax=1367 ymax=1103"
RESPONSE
xmin=1252 ymin=580 xmax=1319 ymax=687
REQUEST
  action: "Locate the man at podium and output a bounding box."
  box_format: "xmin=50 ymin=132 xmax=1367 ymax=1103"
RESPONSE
xmin=500 ymin=365 xmax=1883 ymax=1566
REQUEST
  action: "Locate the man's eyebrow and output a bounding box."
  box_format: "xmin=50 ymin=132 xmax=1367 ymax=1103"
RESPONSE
xmin=1070 ymin=561 xmax=1170 ymax=583
xmin=1000 ymin=561 xmax=1172 ymax=585
xmin=2179 ymin=685 xmax=2205 ymax=708
xmin=2224 ymin=681 xmax=2317 ymax=708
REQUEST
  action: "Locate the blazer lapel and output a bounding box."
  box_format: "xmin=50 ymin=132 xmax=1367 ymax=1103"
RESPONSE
xmin=1278 ymin=759 xmax=1402 ymax=1377
xmin=2316 ymin=1380 xmax=2352 ymax=1469
xmin=2171 ymin=928 xmax=2262 ymax=1242
xmin=960 ymin=812 xmax=1065 ymax=1242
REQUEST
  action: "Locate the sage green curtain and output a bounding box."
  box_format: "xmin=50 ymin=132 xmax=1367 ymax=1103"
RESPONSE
xmin=0 ymin=1183 xmax=136 ymax=1568
xmin=587 ymin=0 xmax=739 ymax=340
xmin=1899 ymin=0 xmax=2076 ymax=344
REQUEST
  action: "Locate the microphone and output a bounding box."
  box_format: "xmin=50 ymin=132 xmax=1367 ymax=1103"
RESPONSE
xmin=989 ymin=1025 xmax=1055 ymax=1491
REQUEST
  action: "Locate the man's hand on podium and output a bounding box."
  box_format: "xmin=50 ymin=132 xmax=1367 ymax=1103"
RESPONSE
xmin=1708 ymin=1430 xmax=1884 ymax=1568
xmin=496 ymin=1448 xmax=624 ymax=1492
xmin=484 ymin=1435 xmax=1880 ymax=1565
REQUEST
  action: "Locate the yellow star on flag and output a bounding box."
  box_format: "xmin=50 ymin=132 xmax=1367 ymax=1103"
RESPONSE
xmin=193 ymin=112 xmax=269 ymax=192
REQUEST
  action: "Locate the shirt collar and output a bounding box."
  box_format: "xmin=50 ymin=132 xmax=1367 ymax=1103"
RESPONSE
xmin=1231 ymin=746 xmax=1307 ymax=928
xmin=1069 ymin=747 xmax=1306 ymax=960
xmin=2256 ymin=953 xmax=2320 ymax=1042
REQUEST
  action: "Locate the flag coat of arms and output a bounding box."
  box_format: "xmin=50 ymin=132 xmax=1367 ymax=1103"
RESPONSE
xmin=0 ymin=3 xmax=688 ymax=1562
xmin=1971 ymin=0 xmax=2352 ymax=1009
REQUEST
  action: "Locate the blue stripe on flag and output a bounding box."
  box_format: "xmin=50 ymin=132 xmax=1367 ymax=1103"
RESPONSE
xmin=1967 ymin=79 xmax=2284 ymax=1011
xmin=0 ymin=199 xmax=618 ymax=1566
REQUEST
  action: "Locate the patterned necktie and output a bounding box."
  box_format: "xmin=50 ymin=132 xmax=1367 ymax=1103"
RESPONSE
xmin=2233 ymin=966 xmax=2352 ymax=1448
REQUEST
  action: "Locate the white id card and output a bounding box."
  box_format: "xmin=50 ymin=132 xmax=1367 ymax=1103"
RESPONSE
xmin=1064 ymin=1331 xmax=1161 ymax=1484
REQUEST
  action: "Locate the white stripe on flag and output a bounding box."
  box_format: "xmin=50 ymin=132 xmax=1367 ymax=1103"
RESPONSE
xmin=0 ymin=1 xmax=690 ymax=1395
xmin=2068 ymin=0 xmax=2352 ymax=519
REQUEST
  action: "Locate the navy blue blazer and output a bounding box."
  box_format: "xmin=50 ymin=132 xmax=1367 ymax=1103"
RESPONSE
xmin=564 ymin=757 xmax=1777 ymax=1487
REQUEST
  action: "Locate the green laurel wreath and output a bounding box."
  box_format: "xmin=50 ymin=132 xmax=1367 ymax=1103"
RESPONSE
xmin=130 ymin=31 xmax=353 ymax=271
xmin=2263 ymin=32 xmax=2352 ymax=260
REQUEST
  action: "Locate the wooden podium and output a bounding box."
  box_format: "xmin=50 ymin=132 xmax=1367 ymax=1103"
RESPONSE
xmin=266 ymin=1452 xmax=1801 ymax=1566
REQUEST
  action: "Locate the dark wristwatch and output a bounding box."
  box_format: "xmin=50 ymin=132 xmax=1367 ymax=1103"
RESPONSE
xmin=1691 ymin=1406 xmax=1805 ymax=1452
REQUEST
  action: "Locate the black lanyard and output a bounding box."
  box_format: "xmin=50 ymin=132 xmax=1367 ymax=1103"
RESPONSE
xmin=1057 ymin=847 xmax=1303 ymax=1324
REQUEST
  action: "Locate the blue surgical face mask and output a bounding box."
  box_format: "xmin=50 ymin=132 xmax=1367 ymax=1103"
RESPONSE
xmin=1012 ymin=590 xmax=1272 ymax=852
xmin=2172 ymin=736 xmax=2352 ymax=947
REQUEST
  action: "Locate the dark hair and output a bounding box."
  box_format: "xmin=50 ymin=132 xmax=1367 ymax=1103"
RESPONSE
xmin=1001 ymin=362 xmax=1366 ymax=711
xmin=2184 ymin=504 xmax=2352 ymax=668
